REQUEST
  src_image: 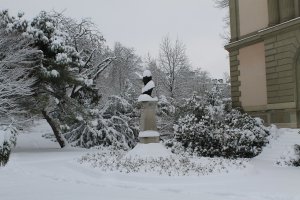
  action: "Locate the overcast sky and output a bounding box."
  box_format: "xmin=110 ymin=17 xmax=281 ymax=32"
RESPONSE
xmin=1 ymin=0 xmax=229 ymax=78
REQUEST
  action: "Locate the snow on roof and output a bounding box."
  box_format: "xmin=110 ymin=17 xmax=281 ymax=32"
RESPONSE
xmin=143 ymin=70 xmax=152 ymax=77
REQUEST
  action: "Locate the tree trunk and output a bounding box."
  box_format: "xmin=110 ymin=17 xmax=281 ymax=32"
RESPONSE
xmin=42 ymin=110 xmax=66 ymax=148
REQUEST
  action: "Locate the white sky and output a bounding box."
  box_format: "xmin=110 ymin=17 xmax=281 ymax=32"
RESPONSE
xmin=1 ymin=0 xmax=229 ymax=78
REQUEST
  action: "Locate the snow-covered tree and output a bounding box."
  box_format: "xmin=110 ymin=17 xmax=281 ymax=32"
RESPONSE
xmin=158 ymin=36 xmax=190 ymax=99
xmin=64 ymin=95 xmax=139 ymax=149
xmin=0 ymin=10 xmax=43 ymax=166
xmin=145 ymin=39 xmax=214 ymax=137
xmin=157 ymin=95 xmax=176 ymax=137
xmin=97 ymin=42 xmax=142 ymax=101
xmin=0 ymin=11 xmax=42 ymax=125
xmin=0 ymin=10 xmax=116 ymax=148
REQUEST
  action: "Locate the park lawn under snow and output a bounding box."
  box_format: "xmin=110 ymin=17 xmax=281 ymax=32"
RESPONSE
xmin=0 ymin=120 xmax=300 ymax=200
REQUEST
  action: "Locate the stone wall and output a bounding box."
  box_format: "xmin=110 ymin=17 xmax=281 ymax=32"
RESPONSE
xmin=229 ymin=50 xmax=241 ymax=107
xmin=264 ymin=29 xmax=300 ymax=104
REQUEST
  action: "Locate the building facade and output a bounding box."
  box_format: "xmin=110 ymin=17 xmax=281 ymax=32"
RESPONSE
xmin=226 ymin=0 xmax=300 ymax=128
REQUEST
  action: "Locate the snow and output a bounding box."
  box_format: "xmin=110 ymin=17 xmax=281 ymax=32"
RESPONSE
xmin=45 ymin=21 xmax=54 ymax=29
xmin=138 ymin=94 xmax=158 ymax=102
xmin=139 ymin=130 xmax=160 ymax=137
xmin=0 ymin=129 xmax=6 ymax=145
xmin=76 ymin=115 xmax=83 ymax=121
xmin=54 ymin=98 xmax=59 ymax=105
xmin=90 ymin=119 xmax=98 ymax=127
xmin=142 ymin=70 xmax=152 ymax=77
xmin=142 ymin=80 xmax=155 ymax=93
xmin=125 ymin=143 xmax=173 ymax=159
xmin=56 ymin=53 xmax=71 ymax=64
xmin=84 ymin=78 xmax=93 ymax=86
xmin=0 ymin=120 xmax=300 ymax=200
xmin=276 ymin=145 xmax=299 ymax=166
xmin=255 ymin=127 xmax=300 ymax=163
xmin=50 ymin=70 xmax=59 ymax=77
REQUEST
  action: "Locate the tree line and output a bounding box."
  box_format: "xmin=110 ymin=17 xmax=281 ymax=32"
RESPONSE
xmin=0 ymin=10 xmax=219 ymax=153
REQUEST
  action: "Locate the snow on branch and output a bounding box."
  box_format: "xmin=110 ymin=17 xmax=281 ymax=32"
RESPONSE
xmin=87 ymin=56 xmax=116 ymax=80
xmin=0 ymin=29 xmax=42 ymax=125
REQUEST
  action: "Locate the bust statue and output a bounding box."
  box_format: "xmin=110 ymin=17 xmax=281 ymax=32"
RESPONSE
xmin=142 ymin=70 xmax=155 ymax=97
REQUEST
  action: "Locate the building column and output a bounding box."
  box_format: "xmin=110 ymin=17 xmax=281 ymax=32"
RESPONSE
xmin=268 ymin=0 xmax=279 ymax=26
xmin=229 ymin=0 xmax=239 ymax=42
xmin=295 ymin=0 xmax=300 ymax=17
xmin=279 ymin=0 xmax=295 ymax=22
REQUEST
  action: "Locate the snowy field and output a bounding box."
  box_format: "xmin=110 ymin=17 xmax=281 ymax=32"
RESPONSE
xmin=1 ymin=120 xmax=300 ymax=200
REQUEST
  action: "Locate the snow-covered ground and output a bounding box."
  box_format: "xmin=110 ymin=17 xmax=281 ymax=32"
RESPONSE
xmin=0 ymin=120 xmax=300 ymax=200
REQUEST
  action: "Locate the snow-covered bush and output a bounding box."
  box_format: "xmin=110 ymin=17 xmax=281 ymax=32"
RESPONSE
xmin=64 ymin=96 xmax=139 ymax=149
xmin=277 ymin=144 xmax=300 ymax=167
xmin=166 ymin=86 xmax=270 ymax=158
xmin=78 ymin=147 xmax=249 ymax=176
xmin=157 ymin=95 xmax=176 ymax=137
xmin=0 ymin=126 xmax=17 ymax=166
xmin=293 ymin=145 xmax=300 ymax=166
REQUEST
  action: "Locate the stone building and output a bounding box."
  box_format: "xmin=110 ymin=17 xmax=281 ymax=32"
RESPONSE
xmin=226 ymin=0 xmax=300 ymax=128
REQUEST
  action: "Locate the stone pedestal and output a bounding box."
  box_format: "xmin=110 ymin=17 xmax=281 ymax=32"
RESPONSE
xmin=139 ymin=101 xmax=160 ymax=144
xmin=139 ymin=135 xmax=160 ymax=144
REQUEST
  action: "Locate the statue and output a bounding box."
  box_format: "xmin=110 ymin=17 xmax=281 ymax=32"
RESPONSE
xmin=142 ymin=70 xmax=154 ymax=96
xmin=138 ymin=70 xmax=157 ymax=102
xmin=138 ymin=70 xmax=159 ymax=144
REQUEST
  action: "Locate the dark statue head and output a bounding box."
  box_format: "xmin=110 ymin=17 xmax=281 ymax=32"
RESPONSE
xmin=142 ymin=76 xmax=152 ymax=85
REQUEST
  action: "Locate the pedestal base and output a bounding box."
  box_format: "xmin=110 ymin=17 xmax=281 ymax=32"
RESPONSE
xmin=139 ymin=136 xmax=160 ymax=144
xmin=139 ymin=100 xmax=160 ymax=144
xmin=138 ymin=130 xmax=160 ymax=144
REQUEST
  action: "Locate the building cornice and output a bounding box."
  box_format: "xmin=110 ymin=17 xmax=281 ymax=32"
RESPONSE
xmin=225 ymin=17 xmax=300 ymax=51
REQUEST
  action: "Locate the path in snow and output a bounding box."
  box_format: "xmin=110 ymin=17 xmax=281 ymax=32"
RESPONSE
xmin=255 ymin=127 xmax=300 ymax=162
xmin=0 ymin=120 xmax=300 ymax=200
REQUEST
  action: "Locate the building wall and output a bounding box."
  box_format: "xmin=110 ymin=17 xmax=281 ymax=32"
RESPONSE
xmin=227 ymin=0 xmax=300 ymax=128
xmin=238 ymin=0 xmax=269 ymax=36
xmin=239 ymin=42 xmax=267 ymax=108
xmin=264 ymin=30 xmax=299 ymax=105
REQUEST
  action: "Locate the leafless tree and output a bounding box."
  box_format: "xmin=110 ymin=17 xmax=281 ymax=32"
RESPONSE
xmin=97 ymin=42 xmax=142 ymax=101
xmin=214 ymin=0 xmax=229 ymax=8
xmin=158 ymin=36 xmax=190 ymax=99
xmin=214 ymin=0 xmax=230 ymax=43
